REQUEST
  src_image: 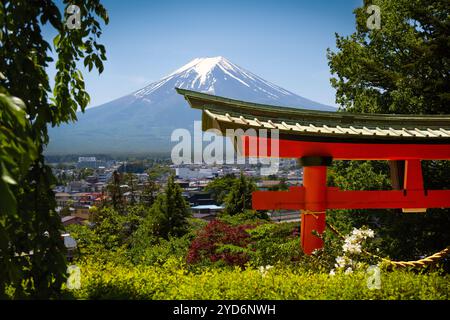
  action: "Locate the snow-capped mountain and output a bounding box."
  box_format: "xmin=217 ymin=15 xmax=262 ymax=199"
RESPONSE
xmin=47 ymin=56 xmax=334 ymax=154
xmin=133 ymin=56 xmax=333 ymax=108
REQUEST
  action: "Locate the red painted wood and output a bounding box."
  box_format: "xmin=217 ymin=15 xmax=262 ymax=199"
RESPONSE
xmin=404 ymin=160 xmax=424 ymax=190
xmin=301 ymin=166 xmax=327 ymax=255
xmin=325 ymin=189 xmax=450 ymax=209
xmin=245 ymin=135 xmax=450 ymax=255
xmin=252 ymin=187 xmax=305 ymax=210
xmin=243 ymin=136 xmax=450 ymax=160
xmin=253 ymin=189 xmax=450 ymax=210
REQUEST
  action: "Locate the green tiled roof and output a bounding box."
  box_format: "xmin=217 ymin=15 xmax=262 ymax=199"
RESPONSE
xmin=176 ymin=88 xmax=450 ymax=142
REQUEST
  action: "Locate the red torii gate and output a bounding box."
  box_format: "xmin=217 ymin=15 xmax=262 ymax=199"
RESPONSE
xmin=177 ymin=88 xmax=450 ymax=254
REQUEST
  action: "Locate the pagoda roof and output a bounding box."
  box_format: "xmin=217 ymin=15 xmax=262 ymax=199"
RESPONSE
xmin=176 ymin=88 xmax=450 ymax=143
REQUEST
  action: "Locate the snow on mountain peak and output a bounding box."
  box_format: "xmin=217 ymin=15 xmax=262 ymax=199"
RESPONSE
xmin=167 ymin=56 xmax=226 ymax=78
xmin=133 ymin=55 xmax=299 ymax=100
xmin=131 ymin=56 xmax=334 ymax=112
xmin=134 ymin=56 xmax=237 ymax=97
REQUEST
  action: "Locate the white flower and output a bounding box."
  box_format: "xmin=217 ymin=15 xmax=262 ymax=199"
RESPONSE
xmin=259 ymin=266 xmax=267 ymax=277
xmin=350 ymin=228 xmax=375 ymax=241
xmin=329 ymin=269 xmax=336 ymax=276
xmin=365 ymin=229 xmax=375 ymax=238
xmin=344 ymin=234 xmax=360 ymax=245
xmin=352 ymin=228 xmax=363 ymax=238
xmin=342 ymin=241 xmax=362 ymax=254
xmin=333 ymin=227 xmax=376 ymax=274
xmin=335 ymin=256 xmax=347 ymax=268
xmin=259 ymin=265 xmax=273 ymax=277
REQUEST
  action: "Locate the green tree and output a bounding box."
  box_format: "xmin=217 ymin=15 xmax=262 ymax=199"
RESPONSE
xmin=224 ymin=172 xmax=256 ymax=216
xmin=147 ymin=164 xmax=174 ymax=181
xmin=0 ymin=1 xmax=108 ymax=298
xmin=125 ymin=173 xmax=137 ymax=205
xmin=204 ymin=174 xmax=237 ymax=204
xmin=140 ymin=180 xmax=159 ymax=207
xmin=107 ymin=171 xmax=125 ymax=212
xmin=143 ymin=175 xmax=190 ymax=239
xmin=328 ymin=0 xmax=449 ymax=114
xmin=92 ymin=207 xmax=124 ymax=250
xmin=79 ymin=168 xmax=94 ymax=180
xmin=327 ymin=0 xmax=450 ymax=259
xmin=89 ymin=204 xmax=149 ymax=252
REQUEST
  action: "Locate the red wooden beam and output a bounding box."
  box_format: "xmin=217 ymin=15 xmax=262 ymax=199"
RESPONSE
xmin=243 ymin=136 xmax=450 ymax=160
xmin=252 ymin=186 xmax=305 ymax=210
xmin=253 ymin=188 xmax=450 ymax=210
xmin=326 ymin=189 xmax=450 ymax=209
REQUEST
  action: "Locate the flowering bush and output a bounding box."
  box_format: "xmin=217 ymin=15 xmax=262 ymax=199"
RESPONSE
xmin=342 ymin=228 xmax=375 ymax=254
xmin=330 ymin=227 xmax=377 ymax=275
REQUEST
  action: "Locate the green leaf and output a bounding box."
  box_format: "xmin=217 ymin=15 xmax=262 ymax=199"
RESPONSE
xmin=0 ymin=179 xmax=17 ymax=215
xmin=1 ymin=172 xmax=17 ymax=185
xmin=53 ymin=34 xmax=61 ymax=48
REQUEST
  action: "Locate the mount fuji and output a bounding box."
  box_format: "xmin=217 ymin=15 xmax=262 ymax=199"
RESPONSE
xmin=47 ymin=56 xmax=335 ymax=154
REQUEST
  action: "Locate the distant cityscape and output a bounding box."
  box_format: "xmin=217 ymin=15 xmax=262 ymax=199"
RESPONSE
xmin=51 ymin=156 xmax=304 ymax=228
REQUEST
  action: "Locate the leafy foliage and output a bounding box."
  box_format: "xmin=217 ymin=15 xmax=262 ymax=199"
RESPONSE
xmin=223 ymin=172 xmax=256 ymax=216
xmin=106 ymin=171 xmax=125 ymax=212
xmin=0 ymin=0 xmax=108 ymax=298
xmin=328 ymin=0 xmax=449 ymax=114
xmin=147 ymin=164 xmax=174 ymax=181
xmin=218 ymin=210 xmax=269 ymax=226
xmin=246 ymin=223 xmax=302 ymax=266
xmin=137 ymin=175 xmax=190 ymax=240
xmin=204 ymin=174 xmax=237 ymax=204
xmin=128 ymin=217 xmax=206 ymax=266
xmin=129 ymin=234 xmax=193 ymax=266
xmin=70 ymin=258 xmax=450 ymax=300
xmin=140 ymin=180 xmax=159 ymax=207
xmin=187 ymin=220 xmax=255 ymax=267
xmin=327 ymin=0 xmax=450 ymax=261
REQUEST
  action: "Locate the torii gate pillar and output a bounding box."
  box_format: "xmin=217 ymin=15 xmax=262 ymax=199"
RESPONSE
xmin=299 ymin=157 xmax=332 ymax=254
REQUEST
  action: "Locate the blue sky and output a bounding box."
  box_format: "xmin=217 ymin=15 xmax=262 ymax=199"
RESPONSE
xmin=47 ymin=0 xmax=362 ymax=107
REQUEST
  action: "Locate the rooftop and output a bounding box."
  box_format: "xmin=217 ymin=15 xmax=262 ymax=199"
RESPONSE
xmin=191 ymin=205 xmax=224 ymax=210
xmin=176 ymin=88 xmax=450 ymax=143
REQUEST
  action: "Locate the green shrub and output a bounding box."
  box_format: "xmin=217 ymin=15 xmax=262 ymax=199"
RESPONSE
xmin=128 ymin=235 xmax=192 ymax=266
xmin=219 ymin=210 xmax=269 ymax=226
xmin=246 ymin=222 xmax=301 ymax=266
xmin=128 ymin=217 xmax=205 ymax=265
xmin=69 ymin=258 xmax=450 ymax=300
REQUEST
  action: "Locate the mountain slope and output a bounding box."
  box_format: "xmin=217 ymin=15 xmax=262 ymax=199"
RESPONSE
xmin=47 ymin=56 xmax=335 ymax=154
